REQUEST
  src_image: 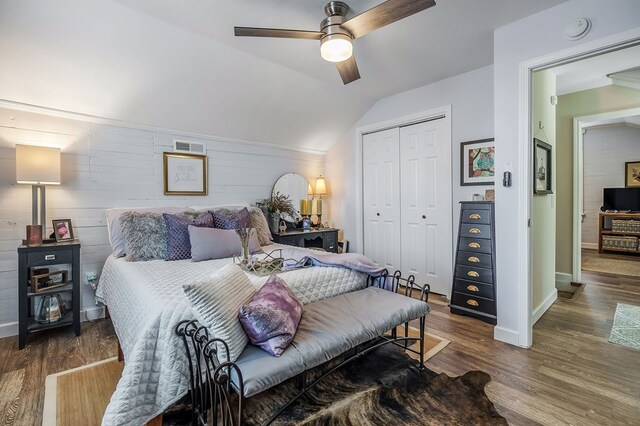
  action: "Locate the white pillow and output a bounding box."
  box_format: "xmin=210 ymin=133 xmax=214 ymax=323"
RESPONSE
xmin=182 ymin=264 xmax=255 ymax=362
xmin=105 ymin=206 xmax=193 ymax=257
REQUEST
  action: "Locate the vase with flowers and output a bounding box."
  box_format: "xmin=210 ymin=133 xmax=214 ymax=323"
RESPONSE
xmin=255 ymin=192 xmax=297 ymax=233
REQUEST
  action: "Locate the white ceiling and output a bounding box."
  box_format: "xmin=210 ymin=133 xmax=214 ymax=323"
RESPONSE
xmin=0 ymin=0 xmax=567 ymax=152
xmin=553 ymin=45 xmax=640 ymax=95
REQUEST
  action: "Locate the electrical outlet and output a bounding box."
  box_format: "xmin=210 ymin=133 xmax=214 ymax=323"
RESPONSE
xmin=86 ymin=272 xmax=98 ymax=285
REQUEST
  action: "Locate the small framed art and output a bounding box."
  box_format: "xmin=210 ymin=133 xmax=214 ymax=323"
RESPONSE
xmin=163 ymin=152 xmax=208 ymax=196
xmin=460 ymin=138 xmax=495 ymax=186
xmin=625 ymin=161 xmax=640 ymax=188
xmin=52 ymin=219 xmax=75 ymax=242
xmin=533 ymin=138 xmax=552 ymax=195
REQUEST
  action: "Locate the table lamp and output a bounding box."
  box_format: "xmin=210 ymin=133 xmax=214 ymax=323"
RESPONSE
xmin=16 ymin=144 xmax=61 ymax=242
xmin=315 ymin=175 xmax=327 ymax=227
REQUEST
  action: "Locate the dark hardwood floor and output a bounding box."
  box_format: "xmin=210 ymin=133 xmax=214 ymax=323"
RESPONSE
xmin=1 ymin=268 xmax=639 ymax=425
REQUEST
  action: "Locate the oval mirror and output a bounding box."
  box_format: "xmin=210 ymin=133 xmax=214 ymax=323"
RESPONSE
xmin=272 ymin=173 xmax=309 ymax=221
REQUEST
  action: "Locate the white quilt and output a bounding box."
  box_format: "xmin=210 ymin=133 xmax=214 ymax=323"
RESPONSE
xmin=95 ymin=244 xmax=368 ymax=426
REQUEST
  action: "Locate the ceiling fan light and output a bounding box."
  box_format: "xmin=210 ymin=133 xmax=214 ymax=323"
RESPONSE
xmin=320 ymin=34 xmax=352 ymax=62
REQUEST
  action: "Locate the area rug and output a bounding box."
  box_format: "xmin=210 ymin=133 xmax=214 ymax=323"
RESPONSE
xmin=43 ymin=357 xmax=123 ymax=426
xmin=609 ymin=303 xmax=640 ymax=351
xmin=582 ymin=256 xmax=640 ymax=277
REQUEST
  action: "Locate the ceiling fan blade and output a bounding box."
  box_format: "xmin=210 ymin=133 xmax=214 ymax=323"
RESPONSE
xmin=341 ymin=0 xmax=436 ymax=39
xmin=234 ymin=27 xmax=324 ymax=40
xmin=336 ymin=55 xmax=361 ymax=85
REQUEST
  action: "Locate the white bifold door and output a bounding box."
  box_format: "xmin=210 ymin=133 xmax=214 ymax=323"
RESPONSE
xmin=363 ymin=118 xmax=452 ymax=295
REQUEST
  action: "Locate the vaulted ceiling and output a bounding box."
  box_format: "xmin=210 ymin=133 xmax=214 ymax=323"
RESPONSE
xmin=0 ymin=0 xmax=566 ymax=151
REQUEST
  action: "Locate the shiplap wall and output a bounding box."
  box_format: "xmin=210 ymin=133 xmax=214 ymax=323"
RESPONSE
xmin=582 ymin=124 xmax=640 ymax=247
xmin=0 ymin=108 xmax=325 ymax=336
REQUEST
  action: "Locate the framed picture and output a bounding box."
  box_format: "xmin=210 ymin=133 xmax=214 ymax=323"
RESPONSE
xmin=484 ymin=189 xmax=495 ymax=201
xmin=163 ymin=152 xmax=208 ymax=196
xmin=52 ymin=219 xmax=74 ymax=242
xmin=533 ymin=138 xmax=552 ymax=195
xmin=460 ymin=138 xmax=495 ymax=186
xmin=625 ymin=161 xmax=640 ymax=188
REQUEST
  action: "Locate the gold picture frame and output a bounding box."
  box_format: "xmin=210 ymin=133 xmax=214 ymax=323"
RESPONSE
xmin=625 ymin=161 xmax=640 ymax=188
xmin=163 ymin=152 xmax=208 ymax=196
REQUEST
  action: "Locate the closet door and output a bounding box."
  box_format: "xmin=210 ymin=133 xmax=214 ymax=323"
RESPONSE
xmin=400 ymin=119 xmax=452 ymax=295
xmin=362 ymin=128 xmax=401 ymax=270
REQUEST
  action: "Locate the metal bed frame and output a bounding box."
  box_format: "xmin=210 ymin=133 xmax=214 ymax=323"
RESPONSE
xmin=175 ymin=269 xmax=430 ymax=426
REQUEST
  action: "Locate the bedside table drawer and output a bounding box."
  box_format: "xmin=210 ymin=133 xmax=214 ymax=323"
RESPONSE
xmin=27 ymin=249 xmax=73 ymax=266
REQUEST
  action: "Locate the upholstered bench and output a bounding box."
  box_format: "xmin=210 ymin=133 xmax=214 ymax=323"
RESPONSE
xmin=176 ymin=270 xmax=430 ymax=426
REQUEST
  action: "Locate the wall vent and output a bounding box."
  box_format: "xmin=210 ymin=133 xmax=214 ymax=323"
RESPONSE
xmin=173 ymin=139 xmax=206 ymax=154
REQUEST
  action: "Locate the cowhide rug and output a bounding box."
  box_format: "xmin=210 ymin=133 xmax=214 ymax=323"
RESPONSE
xmin=165 ymin=343 xmax=506 ymax=425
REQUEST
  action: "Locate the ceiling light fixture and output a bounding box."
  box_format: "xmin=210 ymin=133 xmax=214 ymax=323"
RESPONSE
xmin=320 ymin=34 xmax=353 ymax=62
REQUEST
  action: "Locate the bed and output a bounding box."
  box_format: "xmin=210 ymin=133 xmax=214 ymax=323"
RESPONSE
xmin=95 ymin=243 xmax=369 ymax=426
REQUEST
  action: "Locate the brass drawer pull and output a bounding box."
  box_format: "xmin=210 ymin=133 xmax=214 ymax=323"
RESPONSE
xmin=468 ymin=242 xmax=480 ymax=249
xmin=467 ymin=299 xmax=479 ymax=307
xmin=468 ymin=256 xmax=480 ymax=263
xmin=469 ymin=228 xmax=481 ymax=234
xmin=469 ymin=213 xmax=481 ymax=220
xmin=467 ymin=271 xmax=480 ymax=278
xmin=467 ymin=285 xmax=479 ymax=292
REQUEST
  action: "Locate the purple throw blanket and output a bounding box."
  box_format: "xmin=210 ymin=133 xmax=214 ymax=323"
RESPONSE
xmin=286 ymin=252 xmax=388 ymax=284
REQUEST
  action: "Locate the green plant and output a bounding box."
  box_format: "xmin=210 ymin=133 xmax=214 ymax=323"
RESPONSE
xmin=256 ymin=192 xmax=296 ymax=215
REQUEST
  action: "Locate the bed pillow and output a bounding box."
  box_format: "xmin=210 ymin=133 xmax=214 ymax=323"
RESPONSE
xmin=119 ymin=212 xmax=167 ymax=262
xmin=164 ymin=212 xmax=214 ymax=261
xmin=238 ymin=275 xmax=303 ymax=357
xmin=182 ymin=264 xmax=255 ymax=362
xmin=105 ymin=207 xmax=193 ymax=257
xmin=212 ymin=207 xmax=252 ymax=230
xmin=248 ymin=207 xmax=273 ymax=246
xmin=189 ymin=226 xmax=262 ymax=262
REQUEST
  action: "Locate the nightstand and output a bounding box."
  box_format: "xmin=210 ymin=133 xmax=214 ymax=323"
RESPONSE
xmin=271 ymin=228 xmax=339 ymax=253
xmin=17 ymin=241 xmax=81 ymax=349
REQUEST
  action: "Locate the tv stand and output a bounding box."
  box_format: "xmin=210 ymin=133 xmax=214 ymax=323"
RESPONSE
xmin=598 ymin=212 xmax=640 ymax=255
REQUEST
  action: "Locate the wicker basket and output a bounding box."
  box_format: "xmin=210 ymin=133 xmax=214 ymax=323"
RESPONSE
xmin=611 ymin=219 xmax=640 ymax=233
xmin=602 ymin=235 xmax=638 ymax=251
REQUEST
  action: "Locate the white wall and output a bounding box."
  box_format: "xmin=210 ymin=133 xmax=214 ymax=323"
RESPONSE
xmin=530 ymin=70 xmax=557 ymax=325
xmin=327 ymin=65 xmax=495 ymax=261
xmin=582 ymin=125 xmax=640 ymax=246
xmin=0 ymin=106 xmax=324 ymax=337
xmin=493 ymin=0 xmax=640 ymax=346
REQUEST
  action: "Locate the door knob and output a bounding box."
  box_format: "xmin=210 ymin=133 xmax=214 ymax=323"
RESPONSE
xmin=376 ymin=212 xmax=380 ymax=216
xmin=422 ymin=215 xmax=426 ymax=219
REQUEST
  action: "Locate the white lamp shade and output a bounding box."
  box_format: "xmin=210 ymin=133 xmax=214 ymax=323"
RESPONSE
xmin=315 ymin=175 xmax=327 ymax=196
xmin=16 ymin=144 xmax=61 ymax=185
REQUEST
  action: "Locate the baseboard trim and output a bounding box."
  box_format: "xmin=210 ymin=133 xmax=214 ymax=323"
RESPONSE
xmin=494 ymin=326 xmax=520 ymax=346
xmin=0 ymin=321 xmax=18 ymax=339
xmin=582 ymin=242 xmax=598 ymax=250
xmin=0 ymin=306 xmax=106 ymax=338
xmin=555 ymin=272 xmax=573 ymax=283
xmin=531 ymin=289 xmax=558 ymax=326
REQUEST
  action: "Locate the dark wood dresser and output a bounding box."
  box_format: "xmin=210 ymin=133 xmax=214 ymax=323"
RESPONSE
xmin=450 ymin=202 xmax=497 ymax=324
xmin=271 ymin=228 xmax=339 ymax=253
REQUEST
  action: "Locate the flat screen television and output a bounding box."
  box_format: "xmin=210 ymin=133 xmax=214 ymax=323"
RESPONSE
xmin=602 ymin=188 xmax=640 ymax=212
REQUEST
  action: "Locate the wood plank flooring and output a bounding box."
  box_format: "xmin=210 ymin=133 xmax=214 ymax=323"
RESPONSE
xmin=1 ymin=268 xmax=639 ymax=425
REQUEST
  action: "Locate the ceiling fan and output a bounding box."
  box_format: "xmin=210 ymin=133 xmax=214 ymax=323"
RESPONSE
xmin=234 ymin=0 xmax=436 ymax=85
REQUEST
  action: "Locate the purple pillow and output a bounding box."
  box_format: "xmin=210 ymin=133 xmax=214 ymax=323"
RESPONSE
xmin=238 ymin=275 xmax=303 ymax=356
xmin=212 ymin=207 xmax=252 ymax=229
xmin=164 ymin=212 xmax=214 ymax=260
xmin=188 ymin=226 xmax=262 ymax=262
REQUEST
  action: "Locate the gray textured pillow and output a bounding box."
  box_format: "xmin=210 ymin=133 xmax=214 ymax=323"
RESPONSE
xmin=248 ymin=206 xmax=273 ymax=246
xmin=189 ymin=226 xmax=261 ymax=262
xmin=182 ymin=264 xmax=256 ymax=362
xmin=119 ymin=211 xmax=167 ymax=261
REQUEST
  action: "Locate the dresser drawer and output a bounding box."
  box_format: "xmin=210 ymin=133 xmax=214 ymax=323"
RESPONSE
xmin=27 ymin=249 xmax=73 ymax=266
xmin=461 ymin=209 xmax=491 ymax=225
xmin=455 ymin=265 xmax=493 ymax=284
xmin=453 ymin=279 xmax=494 ymax=300
xmin=460 ymin=224 xmax=491 ymax=240
xmin=452 ymin=292 xmax=496 ymax=315
xmin=457 ymin=250 xmax=492 ymax=269
xmin=459 ymin=237 xmax=492 ymax=254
